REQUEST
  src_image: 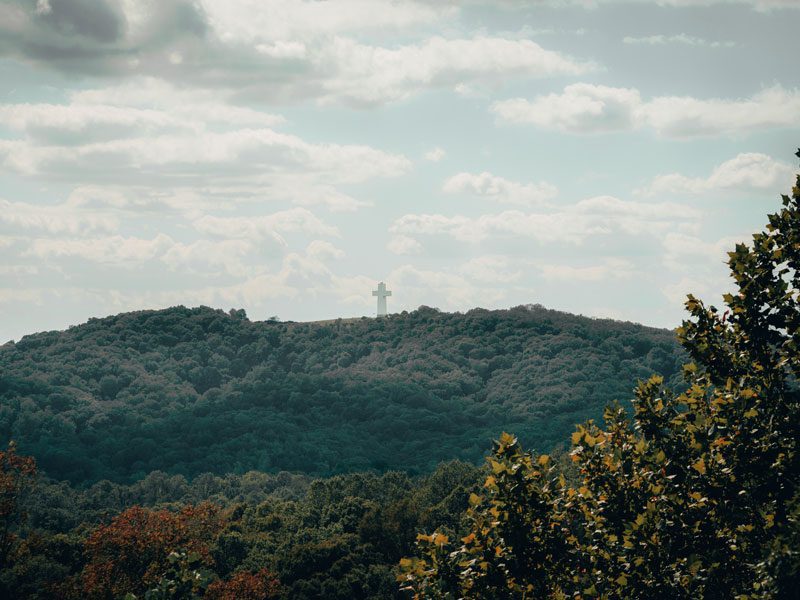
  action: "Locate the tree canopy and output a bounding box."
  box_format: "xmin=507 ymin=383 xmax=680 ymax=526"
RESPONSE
xmin=1 ymin=459 xmax=483 ymax=599
xmin=1 ymin=302 xmax=682 ymax=485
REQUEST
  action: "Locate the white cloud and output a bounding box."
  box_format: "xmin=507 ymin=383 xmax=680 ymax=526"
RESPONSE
xmin=0 ymin=139 xmax=43 ymax=175
xmin=101 ymin=272 xmax=298 ymax=311
xmin=256 ymin=41 xmax=308 ymax=59
xmin=0 ymin=198 xmax=118 ymax=234
xmin=199 ymin=0 xmax=449 ymax=45
xmin=66 ymin=186 xmax=135 ymax=209
xmin=659 ymin=231 xmax=740 ymax=313
xmin=492 ymin=84 xmax=800 ymax=138
xmin=21 ymin=234 xmax=254 ymax=277
xmin=0 ymin=91 xmax=411 ymax=205
xmin=70 ymin=79 xmax=287 ymax=128
xmin=661 ymin=274 xmax=732 ymax=309
xmin=0 ymin=265 xmax=38 ymax=276
xmin=188 ymin=3 xmax=597 ymax=106
xmin=136 ymin=241 xmax=369 ymax=310
xmin=492 ymin=84 xmax=642 ymax=133
xmin=25 ymin=234 xmax=174 ymax=267
xmin=288 ymin=183 xmax=372 ymax=212
xmin=536 ymin=0 xmax=799 ymax=10
xmin=443 ymin=171 xmax=558 ymax=206
xmin=34 ymin=0 xmax=51 ymax=16
xmin=110 ymin=239 xmax=365 ymax=312
xmin=387 ymin=235 xmax=424 ymax=255
xmin=391 ymin=210 xmax=592 ymax=244
xmin=160 ymin=239 xmax=255 ymax=277
xmin=640 ymin=86 xmax=800 ymax=138
xmin=14 ymin=229 xmax=348 ymax=304
xmin=63 ymin=186 xmax=231 ymax=221
xmin=459 ymin=256 xmax=521 ymax=283
xmin=389 ymin=264 xmax=508 ymax=310
xmin=1 ymin=2 xmax=594 ymax=107
xmin=661 ymin=232 xmax=740 ymax=272
xmin=63 ymin=180 xmax=370 ymax=217
xmin=641 ymin=153 xmax=796 ymax=196
xmin=0 ymin=83 xmax=285 ymax=147
xmin=623 ymin=34 xmax=734 ymax=47
xmin=390 ymin=196 xmax=700 ymax=245
xmin=0 ymin=128 xmax=410 ymax=183
xmin=306 ymin=240 xmax=345 ymax=261
xmin=574 ymin=195 xmax=701 ymax=219
xmin=0 ymin=78 xmax=403 ymax=271
xmin=316 ymin=36 xmax=594 ymax=106
xmin=0 ymin=288 xmax=43 ymax=306
xmin=425 ymin=147 xmax=446 ymax=162
xmin=192 ymin=208 xmax=339 ymax=243
xmin=539 ymin=258 xmax=634 ymax=282
xmin=0 ymin=103 xmax=179 ymax=142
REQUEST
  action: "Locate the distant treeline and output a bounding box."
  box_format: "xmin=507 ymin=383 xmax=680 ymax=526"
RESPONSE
xmin=4 ymin=458 xmax=485 ymax=599
xmin=0 ymin=303 xmax=683 ymax=485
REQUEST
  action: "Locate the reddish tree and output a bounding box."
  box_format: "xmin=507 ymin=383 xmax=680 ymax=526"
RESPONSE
xmin=0 ymin=441 xmax=37 ymax=568
xmin=81 ymin=502 xmax=224 ymax=599
xmin=205 ymin=569 xmax=283 ymax=600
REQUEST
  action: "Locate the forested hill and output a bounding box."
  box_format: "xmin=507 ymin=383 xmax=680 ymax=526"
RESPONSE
xmin=0 ymin=304 xmax=684 ymax=486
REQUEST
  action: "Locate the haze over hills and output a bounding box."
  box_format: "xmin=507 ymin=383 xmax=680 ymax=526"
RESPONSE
xmin=0 ymin=303 xmax=684 ymax=486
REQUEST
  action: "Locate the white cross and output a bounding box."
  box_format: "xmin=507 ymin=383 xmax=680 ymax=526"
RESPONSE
xmin=372 ymin=281 xmax=392 ymax=317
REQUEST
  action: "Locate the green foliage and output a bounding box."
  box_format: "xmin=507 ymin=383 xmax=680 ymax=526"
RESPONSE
xmin=130 ymin=550 xmax=216 ymax=600
xmin=3 ymin=461 xmax=482 ymax=599
xmin=401 ymin=151 xmax=800 ymax=598
xmin=0 ymin=301 xmax=682 ymax=485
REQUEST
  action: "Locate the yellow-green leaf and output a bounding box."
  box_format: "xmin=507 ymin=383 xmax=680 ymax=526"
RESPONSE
xmin=692 ymin=458 xmax=707 ymax=475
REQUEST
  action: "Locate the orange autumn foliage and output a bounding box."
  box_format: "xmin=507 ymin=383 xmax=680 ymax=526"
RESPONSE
xmin=81 ymin=502 xmax=224 ymax=599
xmin=0 ymin=441 xmax=37 ymax=568
xmin=205 ymin=569 xmax=283 ymax=600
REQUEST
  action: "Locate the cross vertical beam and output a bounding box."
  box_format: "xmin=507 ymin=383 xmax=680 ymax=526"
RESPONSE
xmin=372 ymin=282 xmax=392 ymax=317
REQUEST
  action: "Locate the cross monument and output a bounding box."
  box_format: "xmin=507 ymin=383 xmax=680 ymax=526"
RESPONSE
xmin=372 ymin=282 xmax=392 ymax=317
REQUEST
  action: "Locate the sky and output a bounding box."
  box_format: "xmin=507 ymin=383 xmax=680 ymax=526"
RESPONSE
xmin=1 ymin=0 xmax=799 ymax=342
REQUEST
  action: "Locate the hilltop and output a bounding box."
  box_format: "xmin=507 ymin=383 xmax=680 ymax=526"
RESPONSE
xmin=0 ymin=304 xmax=683 ymax=485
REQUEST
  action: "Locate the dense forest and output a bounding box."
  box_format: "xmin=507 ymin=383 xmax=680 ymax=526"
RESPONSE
xmin=0 ymin=304 xmax=683 ymax=486
xmin=2 ymin=456 xmax=487 ymax=599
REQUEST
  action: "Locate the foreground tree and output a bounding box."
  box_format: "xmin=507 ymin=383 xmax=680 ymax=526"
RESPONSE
xmin=401 ymin=150 xmax=800 ymax=598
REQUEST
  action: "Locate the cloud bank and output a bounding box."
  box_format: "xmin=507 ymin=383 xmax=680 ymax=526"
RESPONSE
xmin=492 ymin=84 xmax=800 ymax=137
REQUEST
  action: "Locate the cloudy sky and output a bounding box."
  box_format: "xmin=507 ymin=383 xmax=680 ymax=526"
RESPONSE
xmin=1 ymin=0 xmax=798 ymax=341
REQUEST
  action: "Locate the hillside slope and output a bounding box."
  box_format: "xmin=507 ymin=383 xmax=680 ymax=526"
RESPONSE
xmin=0 ymin=304 xmax=684 ymax=485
